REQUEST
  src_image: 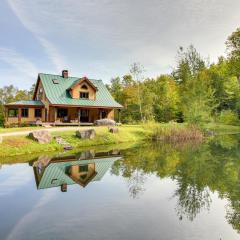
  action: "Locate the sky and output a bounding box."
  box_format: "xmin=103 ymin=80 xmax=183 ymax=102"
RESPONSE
xmin=0 ymin=0 xmax=240 ymax=89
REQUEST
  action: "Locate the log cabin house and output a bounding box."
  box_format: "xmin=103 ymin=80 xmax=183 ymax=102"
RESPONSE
xmin=4 ymin=70 xmax=123 ymax=126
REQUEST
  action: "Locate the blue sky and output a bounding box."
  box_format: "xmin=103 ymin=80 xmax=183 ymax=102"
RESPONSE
xmin=0 ymin=0 xmax=240 ymax=89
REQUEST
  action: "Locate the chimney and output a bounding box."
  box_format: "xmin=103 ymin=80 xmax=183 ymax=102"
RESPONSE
xmin=62 ymin=70 xmax=68 ymax=78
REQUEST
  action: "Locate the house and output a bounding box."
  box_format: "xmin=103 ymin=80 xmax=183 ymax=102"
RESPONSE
xmin=4 ymin=70 xmax=123 ymax=125
xmin=32 ymin=150 xmax=122 ymax=191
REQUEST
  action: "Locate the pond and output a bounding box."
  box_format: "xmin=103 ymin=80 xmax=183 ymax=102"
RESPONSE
xmin=1 ymin=134 xmax=240 ymax=240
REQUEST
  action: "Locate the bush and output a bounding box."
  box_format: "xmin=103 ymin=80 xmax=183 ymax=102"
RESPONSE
xmin=151 ymin=125 xmax=203 ymax=142
xmin=0 ymin=114 xmax=4 ymax=127
xmin=217 ymin=110 xmax=240 ymax=125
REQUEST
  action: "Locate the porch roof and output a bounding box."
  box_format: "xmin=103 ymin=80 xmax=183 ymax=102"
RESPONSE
xmin=5 ymin=100 xmax=44 ymax=107
xmin=38 ymin=73 xmax=123 ymax=108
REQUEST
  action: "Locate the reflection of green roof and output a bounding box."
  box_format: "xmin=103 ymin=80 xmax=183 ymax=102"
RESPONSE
xmin=39 ymin=73 xmax=123 ymax=108
xmin=37 ymin=157 xmax=121 ymax=190
xmin=6 ymin=100 xmax=44 ymax=106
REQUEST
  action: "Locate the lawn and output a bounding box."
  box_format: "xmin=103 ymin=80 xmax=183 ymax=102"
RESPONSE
xmin=0 ymin=125 xmax=147 ymax=158
xmin=203 ymin=122 xmax=240 ymax=134
xmin=0 ymin=126 xmax=44 ymax=133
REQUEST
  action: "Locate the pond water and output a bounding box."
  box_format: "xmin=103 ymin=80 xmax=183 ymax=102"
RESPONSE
xmin=1 ymin=134 xmax=240 ymax=240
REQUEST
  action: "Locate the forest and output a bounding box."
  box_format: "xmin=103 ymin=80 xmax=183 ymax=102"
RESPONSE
xmin=1 ymin=27 xmax=240 ymax=127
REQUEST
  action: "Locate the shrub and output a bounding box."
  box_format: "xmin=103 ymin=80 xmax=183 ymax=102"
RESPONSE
xmin=0 ymin=114 xmax=4 ymax=127
xmin=144 ymin=122 xmax=203 ymax=142
xmin=217 ymin=110 xmax=239 ymax=125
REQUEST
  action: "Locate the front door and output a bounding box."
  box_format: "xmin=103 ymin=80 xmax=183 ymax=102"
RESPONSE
xmin=80 ymin=109 xmax=89 ymax=122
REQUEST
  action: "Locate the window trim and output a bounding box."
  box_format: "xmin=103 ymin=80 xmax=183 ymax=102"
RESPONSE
xmin=21 ymin=108 xmax=29 ymax=118
xmin=34 ymin=108 xmax=42 ymax=118
xmin=80 ymin=91 xmax=89 ymax=99
xmin=8 ymin=108 xmax=18 ymax=118
xmin=81 ymin=84 xmax=88 ymax=90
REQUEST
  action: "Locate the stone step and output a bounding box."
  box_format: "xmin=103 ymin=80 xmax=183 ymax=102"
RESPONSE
xmin=54 ymin=136 xmax=73 ymax=150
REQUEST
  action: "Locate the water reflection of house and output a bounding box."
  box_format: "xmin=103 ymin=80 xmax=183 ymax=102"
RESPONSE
xmin=33 ymin=151 xmax=121 ymax=192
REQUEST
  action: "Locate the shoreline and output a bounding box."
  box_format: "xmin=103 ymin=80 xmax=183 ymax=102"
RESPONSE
xmin=0 ymin=123 xmax=240 ymax=159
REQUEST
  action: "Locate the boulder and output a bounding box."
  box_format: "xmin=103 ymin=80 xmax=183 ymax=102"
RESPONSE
xmin=29 ymin=130 xmax=52 ymax=144
xmin=54 ymin=136 xmax=73 ymax=150
xmin=76 ymin=129 xmax=96 ymax=139
xmin=35 ymin=119 xmax=42 ymax=126
xmin=109 ymin=127 xmax=119 ymax=133
xmin=95 ymin=118 xmax=116 ymax=126
xmin=33 ymin=155 xmax=52 ymax=168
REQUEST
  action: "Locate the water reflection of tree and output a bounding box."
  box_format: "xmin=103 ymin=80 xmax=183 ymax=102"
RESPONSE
xmin=111 ymin=135 xmax=240 ymax=232
xmin=174 ymin=184 xmax=211 ymax=221
xmin=127 ymin=169 xmax=146 ymax=199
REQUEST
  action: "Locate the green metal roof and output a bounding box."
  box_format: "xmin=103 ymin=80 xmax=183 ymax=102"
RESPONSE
xmin=6 ymin=100 xmax=44 ymax=106
xmin=37 ymin=156 xmax=121 ymax=190
xmin=39 ymin=73 xmax=123 ymax=108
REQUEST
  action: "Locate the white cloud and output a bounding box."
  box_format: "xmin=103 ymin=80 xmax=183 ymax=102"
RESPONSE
xmin=5 ymin=0 xmax=240 ymax=80
xmin=7 ymin=0 xmax=67 ymax=72
xmin=0 ymin=47 xmax=38 ymax=79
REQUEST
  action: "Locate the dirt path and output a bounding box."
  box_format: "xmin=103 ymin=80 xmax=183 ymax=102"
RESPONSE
xmin=0 ymin=126 xmax=91 ymax=137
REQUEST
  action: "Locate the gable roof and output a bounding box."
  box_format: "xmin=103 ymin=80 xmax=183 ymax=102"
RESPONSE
xmin=37 ymin=73 xmax=123 ymax=108
xmin=67 ymin=77 xmax=98 ymax=91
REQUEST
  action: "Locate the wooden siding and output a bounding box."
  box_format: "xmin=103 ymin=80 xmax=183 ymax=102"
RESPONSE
xmin=71 ymin=81 xmax=96 ymax=100
xmin=5 ymin=108 xmax=44 ymax=124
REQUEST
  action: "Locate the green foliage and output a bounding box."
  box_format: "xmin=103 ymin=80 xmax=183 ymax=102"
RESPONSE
xmin=217 ymin=110 xmax=240 ymax=125
xmin=0 ymin=114 xmax=4 ymax=127
xmin=0 ymin=84 xmax=35 ymax=127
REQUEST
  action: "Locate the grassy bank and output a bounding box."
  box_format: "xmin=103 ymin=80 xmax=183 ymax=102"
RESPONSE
xmin=0 ymin=125 xmax=147 ymax=158
xmin=0 ymin=123 xmax=240 ymax=158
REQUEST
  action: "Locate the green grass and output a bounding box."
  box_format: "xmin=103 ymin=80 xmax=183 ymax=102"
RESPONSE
xmin=0 ymin=126 xmax=44 ymax=133
xmin=203 ymin=123 xmax=240 ymax=134
xmin=0 ymin=125 xmax=147 ymax=158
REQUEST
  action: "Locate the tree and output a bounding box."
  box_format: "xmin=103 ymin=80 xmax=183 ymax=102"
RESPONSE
xmin=226 ymin=28 xmax=240 ymax=78
xmin=173 ymin=45 xmax=206 ymax=84
xmin=130 ymin=62 xmax=145 ymax=122
xmin=0 ymin=85 xmax=34 ymax=127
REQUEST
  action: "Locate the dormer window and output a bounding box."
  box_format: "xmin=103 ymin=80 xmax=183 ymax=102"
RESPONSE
xmin=80 ymin=92 xmax=89 ymax=99
xmin=81 ymin=84 xmax=88 ymax=90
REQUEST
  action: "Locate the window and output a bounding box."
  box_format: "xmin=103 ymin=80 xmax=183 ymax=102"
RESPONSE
xmin=52 ymin=79 xmax=59 ymax=84
xmin=57 ymin=108 xmax=68 ymax=118
xmin=81 ymin=84 xmax=88 ymax=89
xmin=8 ymin=108 xmax=18 ymax=117
xmin=80 ymin=92 xmax=89 ymax=99
xmin=35 ymin=109 xmax=42 ymax=118
xmin=79 ymin=165 xmax=88 ymax=172
xmin=21 ymin=108 xmax=29 ymax=118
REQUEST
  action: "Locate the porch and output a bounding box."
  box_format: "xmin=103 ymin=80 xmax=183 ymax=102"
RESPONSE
xmin=48 ymin=107 xmax=115 ymax=124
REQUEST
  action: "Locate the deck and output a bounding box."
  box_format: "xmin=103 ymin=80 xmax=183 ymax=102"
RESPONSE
xmin=39 ymin=122 xmax=94 ymax=127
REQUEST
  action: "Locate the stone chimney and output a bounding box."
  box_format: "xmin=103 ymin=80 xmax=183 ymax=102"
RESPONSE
xmin=62 ymin=70 xmax=68 ymax=78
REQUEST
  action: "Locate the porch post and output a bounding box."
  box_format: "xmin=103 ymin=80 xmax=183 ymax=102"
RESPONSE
xmin=18 ymin=107 xmax=21 ymax=125
xmin=5 ymin=107 xmax=8 ymax=123
xmin=78 ymin=108 xmax=81 ymax=126
xmin=118 ymin=109 xmax=121 ymax=123
xmin=54 ymin=108 xmax=57 ymax=122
